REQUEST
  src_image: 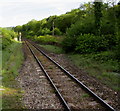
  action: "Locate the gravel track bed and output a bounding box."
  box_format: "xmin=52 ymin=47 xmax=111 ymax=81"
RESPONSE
xmin=28 ymin=42 xmax=106 ymax=110
xmin=35 ymin=43 xmax=119 ymax=110
xmin=50 ymin=54 xmax=119 ymax=110
xmin=17 ymin=42 xmax=63 ymax=109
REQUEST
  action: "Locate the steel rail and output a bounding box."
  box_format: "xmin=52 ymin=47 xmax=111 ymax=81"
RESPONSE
xmin=28 ymin=40 xmax=116 ymax=111
xmin=25 ymin=41 xmax=71 ymax=111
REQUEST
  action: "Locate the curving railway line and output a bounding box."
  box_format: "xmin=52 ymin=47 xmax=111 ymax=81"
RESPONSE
xmin=24 ymin=40 xmax=116 ymax=111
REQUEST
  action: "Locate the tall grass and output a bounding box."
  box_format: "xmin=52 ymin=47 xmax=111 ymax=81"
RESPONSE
xmin=2 ymin=41 xmax=24 ymax=109
xmin=67 ymin=51 xmax=120 ymax=91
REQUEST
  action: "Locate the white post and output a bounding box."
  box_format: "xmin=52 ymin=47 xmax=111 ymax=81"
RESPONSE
xmin=19 ymin=32 xmax=21 ymax=42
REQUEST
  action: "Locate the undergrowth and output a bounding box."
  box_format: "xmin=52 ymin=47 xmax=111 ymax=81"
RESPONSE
xmin=33 ymin=35 xmax=60 ymax=45
xmin=67 ymin=51 xmax=120 ymax=91
xmin=2 ymin=41 xmax=24 ymax=109
xmin=40 ymin=44 xmax=64 ymax=54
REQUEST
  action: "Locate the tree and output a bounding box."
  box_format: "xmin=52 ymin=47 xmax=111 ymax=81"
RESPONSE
xmin=94 ymin=0 xmax=103 ymax=35
xmin=53 ymin=28 xmax=62 ymax=36
xmin=14 ymin=25 xmax=22 ymax=32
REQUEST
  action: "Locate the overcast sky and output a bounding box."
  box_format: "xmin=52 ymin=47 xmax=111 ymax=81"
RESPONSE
xmin=0 ymin=0 xmax=119 ymax=27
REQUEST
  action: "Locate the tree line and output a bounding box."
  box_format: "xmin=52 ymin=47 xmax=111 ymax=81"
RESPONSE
xmin=14 ymin=1 xmax=120 ymax=59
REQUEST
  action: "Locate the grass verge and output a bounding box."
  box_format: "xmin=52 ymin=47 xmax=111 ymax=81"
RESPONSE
xmin=40 ymin=44 xmax=64 ymax=54
xmin=1 ymin=41 xmax=24 ymax=109
xmin=67 ymin=51 xmax=120 ymax=91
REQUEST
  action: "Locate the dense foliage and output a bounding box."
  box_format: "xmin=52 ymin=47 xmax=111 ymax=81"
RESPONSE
xmin=33 ymin=35 xmax=60 ymax=45
xmin=14 ymin=1 xmax=120 ymax=63
xmin=62 ymin=2 xmax=119 ymax=55
xmin=14 ymin=8 xmax=84 ymax=37
xmin=0 ymin=28 xmax=18 ymax=49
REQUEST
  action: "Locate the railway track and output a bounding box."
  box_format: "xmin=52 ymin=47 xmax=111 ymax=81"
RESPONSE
xmin=24 ymin=40 xmax=115 ymax=111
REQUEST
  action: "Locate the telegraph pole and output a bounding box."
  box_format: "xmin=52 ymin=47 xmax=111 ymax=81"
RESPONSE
xmin=52 ymin=21 xmax=54 ymax=36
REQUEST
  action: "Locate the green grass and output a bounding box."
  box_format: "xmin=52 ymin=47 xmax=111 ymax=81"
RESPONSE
xmin=40 ymin=44 xmax=64 ymax=54
xmin=67 ymin=51 xmax=120 ymax=91
xmin=81 ymin=94 xmax=90 ymax=98
xmin=1 ymin=41 xmax=24 ymax=109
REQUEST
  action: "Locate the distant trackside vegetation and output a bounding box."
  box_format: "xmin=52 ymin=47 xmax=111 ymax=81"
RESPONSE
xmin=0 ymin=27 xmax=24 ymax=109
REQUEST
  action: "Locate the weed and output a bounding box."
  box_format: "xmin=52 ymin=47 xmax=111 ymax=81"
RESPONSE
xmin=48 ymin=66 xmax=54 ymax=69
xmin=81 ymin=94 xmax=90 ymax=98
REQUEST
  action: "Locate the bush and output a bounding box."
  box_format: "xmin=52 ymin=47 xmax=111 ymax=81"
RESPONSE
xmin=75 ymin=34 xmax=109 ymax=53
xmin=1 ymin=28 xmax=17 ymax=50
xmin=53 ymin=28 xmax=62 ymax=35
xmin=104 ymin=34 xmax=117 ymax=50
xmin=62 ymin=33 xmax=118 ymax=53
xmin=1 ymin=29 xmax=17 ymax=39
xmin=28 ymin=31 xmax=35 ymax=36
xmin=2 ymin=37 xmax=13 ymax=50
xmin=41 ymin=28 xmax=51 ymax=35
xmin=35 ymin=35 xmax=58 ymax=44
xmin=62 ymin=36 xmax=77 ymax=53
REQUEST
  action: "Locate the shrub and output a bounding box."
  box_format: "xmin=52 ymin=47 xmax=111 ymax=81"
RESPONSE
xmin=2 ymin=37 xmax=13 ymax=50
xmin=104 ymin=34 xmax=117 ymax=50
xmin=1 ymin=29 xmax=17 ymax=39
xmin=53 ymin=28 xmax=62 ymax=35
xmin=1 ymin=28 xmax=17 ymax=50
xmin=75 ymin=34 xmax=109 ymax=53
xmin=41 ymin=28 xmax=51 ymax=35
xmin=62 ymin=33 xmax=118 ymax=53
xmin=62 ymin=35 xmax=77 ymax=53
xmin=35 ymin=35 xmax=58 ymax=44
xmin=28 ymin=31 xmax=35 ymax=36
